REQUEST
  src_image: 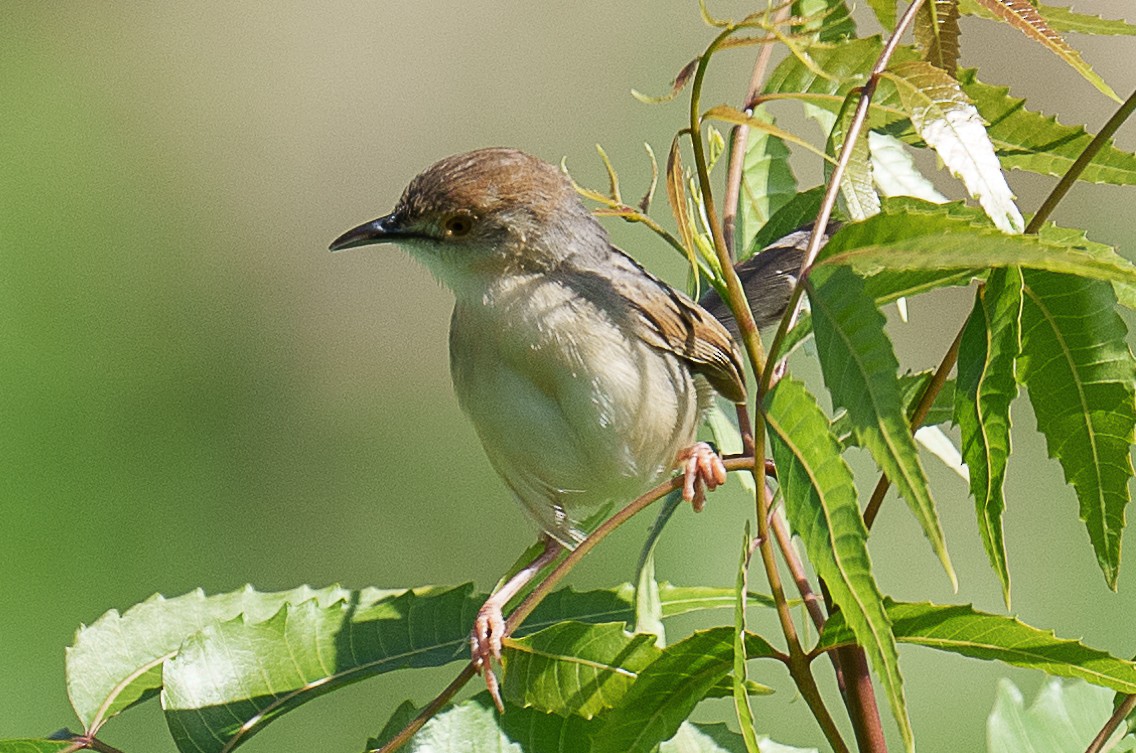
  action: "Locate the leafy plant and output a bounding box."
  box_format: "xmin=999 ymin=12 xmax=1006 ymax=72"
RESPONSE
xmin=6 ymin=1 xmax=1136 ymax=752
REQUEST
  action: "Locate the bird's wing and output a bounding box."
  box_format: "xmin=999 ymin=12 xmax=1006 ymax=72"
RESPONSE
xmin=606 ymin=247 xmax=747 ymax=404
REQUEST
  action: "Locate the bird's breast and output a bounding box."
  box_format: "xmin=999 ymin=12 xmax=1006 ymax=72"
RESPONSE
xmin=447 ymin=274 xmax=706 ymax=538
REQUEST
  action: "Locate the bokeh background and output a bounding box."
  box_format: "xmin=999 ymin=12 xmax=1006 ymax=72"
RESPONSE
xmin=3 ymin=2 xmax=1135 ymax=751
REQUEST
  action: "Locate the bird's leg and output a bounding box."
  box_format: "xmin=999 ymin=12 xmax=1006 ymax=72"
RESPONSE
xmin=472 ymin=533 xmax=564 ymax=711
xmin=676 ymin=442 xmax=728 ymax=513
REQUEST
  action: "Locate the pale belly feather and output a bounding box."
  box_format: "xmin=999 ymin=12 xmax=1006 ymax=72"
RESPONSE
xmin=448 ymin=274 xmax=708 ymax=545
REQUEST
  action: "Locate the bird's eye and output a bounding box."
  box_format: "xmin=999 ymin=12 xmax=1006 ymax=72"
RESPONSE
xmin=443 ymin=213 xmax=473 ymax=238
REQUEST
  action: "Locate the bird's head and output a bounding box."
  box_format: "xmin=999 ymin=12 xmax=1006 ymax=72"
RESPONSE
xmin=330 ymin=148 xmax=606 ymax=295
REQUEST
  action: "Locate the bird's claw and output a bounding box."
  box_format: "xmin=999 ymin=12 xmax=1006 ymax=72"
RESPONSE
xmin=677 ymin=441 xmax=727 ymax=512
xmin=471 ymin=602 xmax=507 ymax=712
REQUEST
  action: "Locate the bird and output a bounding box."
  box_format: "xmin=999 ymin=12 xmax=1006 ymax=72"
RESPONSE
xmin=329 ymin=147 xmax=827 ymax=706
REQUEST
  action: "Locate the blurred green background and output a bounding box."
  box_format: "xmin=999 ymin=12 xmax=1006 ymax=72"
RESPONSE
xmin=2 ymin=2 xmax=1135 ymax=751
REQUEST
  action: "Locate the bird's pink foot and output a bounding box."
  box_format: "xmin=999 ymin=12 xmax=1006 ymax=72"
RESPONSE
xmin=471 ymin=600 xmax=507 ymax=711
xmin=676 ymin=441 xmax=727 ymax=512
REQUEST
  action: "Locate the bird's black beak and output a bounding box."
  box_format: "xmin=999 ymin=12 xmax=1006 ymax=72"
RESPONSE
xmin=329 ymin=213 xmax=411 ymax=252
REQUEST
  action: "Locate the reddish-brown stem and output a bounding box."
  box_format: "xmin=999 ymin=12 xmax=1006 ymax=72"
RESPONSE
xmin=722 ymin=3 xmax=792 ymax=257
xmin=1085 ymin=694 xmax=1136 ymax=753
xmin=376 ymin=457 xmax=766 ymax=753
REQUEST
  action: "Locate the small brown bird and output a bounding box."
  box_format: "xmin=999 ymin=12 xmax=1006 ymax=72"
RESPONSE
xmin=330 ymin=148 xmax=819 ymax=704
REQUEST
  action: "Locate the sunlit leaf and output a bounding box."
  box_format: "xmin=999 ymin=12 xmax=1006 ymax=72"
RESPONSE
xmin=955 ymin=268 xmax=1023 ymax=608
xmin=885 ymin=60 xmax=1024 ymax=234
xmin=988 ymin=679 xmax=1133 ymax=753
xmin=868 ymin=132 xmax=948 ymax=203
xmin=1018 ymin=269 xmax=1136 ymax=589
xmin=65 ymin=583 xmax=358 ymax=732
xmin=817 ymin=200 xmax=1136 ymax=286
xmin=827 ymin=92 xmax=881 ymax=221
xmin=867 ymin=0 xmax=897 ymax=30
xmin=960 ymin=69 xmax=1136 ymax=185
xmin=764 ymin=376 xmax=913 ymax=752
xmin=821 ymin=601 xmax=1136 ymax=693
xmin=966 ymin=0 xmax=1119 ymax=100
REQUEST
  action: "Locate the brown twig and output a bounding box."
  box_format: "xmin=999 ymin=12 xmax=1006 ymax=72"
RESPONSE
xmin=1085 ymin=694 xmax=1136 ymax=753
xmin=722 ymin=3 xmax=793 ymax=258
xmin=375 ymin=457 xmax=761 ymax=753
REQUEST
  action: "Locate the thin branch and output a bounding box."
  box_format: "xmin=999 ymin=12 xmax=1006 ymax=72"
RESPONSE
xmin=375 ymin=457 xmax=761 ymax=753
xmin=723 ymin=3 xmax=793 ymax=258
xmin=1085 ymin=694 xmax=1136 ymax=753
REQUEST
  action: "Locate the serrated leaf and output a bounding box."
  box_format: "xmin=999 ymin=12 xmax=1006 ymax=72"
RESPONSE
xmin=161 ymin=586 xmax=479 ymax=753
xmin=827 ymin=92 xmax=881 ymax=221
xmin=153 ymin=583 xmax=750 ymax=753
xmin=988 ymin=678 xmax=1131 ymax=753
xmin=868 ymin=132 xmax=949 ymax=203
xmin=961 ymin=69 xmax=1136 ymax=185
xmin=966 ymin=0 xmax=1120 ymax=100
xmin=821 ymin=600 xmax=1136 ymax=693
xmin=834 ymin=371 xmax=957 ymax=446
xmin=0 ymin=742 xmax=77 ymax=753
xmin=915 ymin=0 xmax=962 ymax=70
xmin=1035 ymin=4 xmax=1136 ymax=36
xmin=817 ymin=200 xmax=1136 ymax=286
xmin=732 ymin=106 xmax=798 ymax=258
xmin=806 ymin=266 xmax=956 ymax=588
xmin=885 ymin=60 xmax=1024 ymax=234
xmin=502 ymin=622 xmax=662 ymax=719
xmin=66 ymin=583 xmax=359 ymax=732
xmin=764 ymin=376 xmax=913 ymax=752
xmin=955 ymin=267 xmax=1023 ymax=608
xmin=1018 ymin=269 xmax=1136 ymax=589
xmin=594 ymin=629 xmax=779 ymax=753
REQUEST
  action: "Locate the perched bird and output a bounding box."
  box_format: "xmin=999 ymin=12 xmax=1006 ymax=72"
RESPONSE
xmin=329 ymin=148 xmax=824 ymax=703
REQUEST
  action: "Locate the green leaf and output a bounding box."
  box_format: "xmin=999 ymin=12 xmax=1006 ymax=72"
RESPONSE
xmin=502 ymin=622 xmax=662 ymax=719
xmin=821 ymin=600 xmax=1136 ymax=693
xmin=867 ymin=0 xmax=897 ymax=30
xmin=0 ymin=742 xmax=77 ymax=753
xmin=1018 ymin=269 xmax=1136 ymax=589
xmin=817 ymin=200 xmax=1136 ymax=286
xmin=827 ymin=92 xmax=881 ymax=221
xmin=988 ymin=678 xmax=1131 ymax=753
xmin=161 ymin=586 xmax=478 ymax=753
xmin=1035 ymin=3 xmax=1136 ymax=36
xmin=915 ymin=0 xmax=962 ymax=70
xmin=764 ymin=376 xmax=913 ymax=751
xmin=66 ymin=583 xmax=360 ymax=732
xmin=833 ymin=371 xmax=957 ymax=446
xmin=791 ymin=0 xmax=857 ymax=42
xmin=806 ymin=266 xmax=956 ymax=588
xmin=732 ymin=524 xmax=761 ymax=753
xmin=964 ymin=0 xmax=1121 ymax=100
xmin=594 ymin=629 xmax=779 ymax=753
xmin=955 ymin=267 xmax=1023 ymax=608
xmin=663 ymin=723 xmax=819 ymax=753
xmin=155 ymin=583 xmax=750 ymax=753
xmin=885 ymin=60 xmax=1024 ymax=234
xmin=960 ymin=69 xmax=1136 ymax=185
xmin=747 ymin=187 xmax=825 ymax=254
xmin=384 ymin=694 xmax=525 ymax=753
xmin=732 ymin=106 xmax=797 ymax=258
